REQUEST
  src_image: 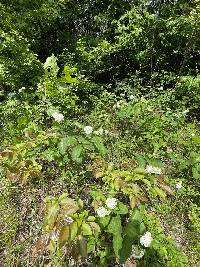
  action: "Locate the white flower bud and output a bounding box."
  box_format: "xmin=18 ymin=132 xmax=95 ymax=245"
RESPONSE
xmin=140 ymin=232 xmax=153 ymax=247
xmin=176 ymin=182 xmax=182 ymax=190
xmin=52 ymin=112 xmax=64 ymax=122
xmin=84 ymin=125 xmax=93 ymax=135
xmin=96 ymin=206 xmax=107 ymax=217
xmin=106 ymin=197 xmax=117 ymax=209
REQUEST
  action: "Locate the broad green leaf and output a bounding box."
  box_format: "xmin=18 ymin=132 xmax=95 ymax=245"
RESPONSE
xmin=71 ymin=145 xmax=83 ymax=162
xmin=116 ymin=202 xmax=129 ymax=215
xmin=58 ymin=137 xmax=77 ymax=155
xmin=99 ymin=216 xmax=110 ymax=227
xmin=69 ymin=221 xmax=78 ymax=241
xmin=113 ymin=234 xmax=123 ymax=258
xmin=82 ymin=222 xmax=93 ymax=236
xmin=88 ymin=222 xmax=101 ymax=236
xmin=44 ymin=54 xmax=59 ymax=77
xmin=92 ymin=136 xmax=107 ymax=155
xmin=45 ymin=203 xmax=59 ymax=230
xmin=107 ymin=216 xmax=123 ymax=258
xmin=133 ymin=168 xmax=146 ymax=174
xmin=78 ymin=236 xmax=88 ymax=258
xmin=58 ymin=225 xmax=70 ymax=247
xmin=87 ymin=237 xmax=96 ymax=253
xmin=60 ymin=197 xmax=79 ymax=215
xmin=119 ymin=209 xmax=143 ymax=263
xmin=151 ymin=187 xmax=166 ymax=199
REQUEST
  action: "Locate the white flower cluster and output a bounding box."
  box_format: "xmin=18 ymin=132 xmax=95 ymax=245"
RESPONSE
xmin=140 ymin=232 xmax=153 ymax=247
xmin=176 ymin=182 xmax=182 ymax=190
xmin=96 ymin=206 xmax=107 ymax=217
xmin=84 ymin=125 xmax=93 ymax=135
xmin=106 ymin=197 xmax=117 ymax=209
xmin=131 ymin=244 xmax=145 ymax=259
xmin=96 ymin=197 xmax=117 ymax=218
xmin=113 ymin=100 xmax=124 ymax=109
xmin=19 ymin=87 xmax=26 ymax=93
xmin=52 ymin=112 xmax=64 ymax=122
xmin=146 ymin=165 xmax=162 ymax=175
xmin=84 ymin=126 xmax=106 ymax=136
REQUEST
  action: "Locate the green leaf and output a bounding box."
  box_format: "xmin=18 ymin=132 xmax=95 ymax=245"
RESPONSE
xmin=58 ymin=221 xmax=78 ymax=247
xmin=116 ymin=202 xmax=129 ymax=215
xmin=107 ymin=216 xmax=123 ymax=258
xmin=58 ymin=225 xmax=70 ymax=247
xmin=69 ymin=221 xmax=78 ymax=241
xmin=151 ymin=187 xmax=166 ymax=199
xmin=113 ymin=234 xmax=123 ymax=258
xmin=78 ymin=236 xmax=88 ymax=258
xmin=82 ymin=222 xmax=93 ymax=236
xmin=133 ymin=167 xmax=146 ymax=174
xmin=45 ymin=203 xmax=59 ymax=230
xmin=92 ymin=136 xmax=107 ymax=155
xmin=44 ymin=54 xmax=59 ymax=77
xmin=119 ymin=209 xmax=143 ymax=263
xmin=60 ymin=197 xmax=79 ymax=215
xmin=87 ymin=237 xmax=96 ymax=253
xmin=58 ymin=136 xmax=77 ymax=155
xmin=88 ymin=222 xmax=101 ymax=236
xmin=71 ymin=145 xmax=83 ymax=162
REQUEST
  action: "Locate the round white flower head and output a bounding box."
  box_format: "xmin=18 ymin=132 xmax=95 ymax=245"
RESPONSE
xmin=84 ymin=125 xmax=93 ymax=135
xmin=65 ymin=216 xmax=74 ymax=224
xmin=52 ymin=112 xmax=64 ymax=122
xmin=19 ymin=87 xmax=25 ymax=93
xmin=106 ymin=197 xmax=117 ymax=209
xmin=116 ymin=101 xmax=121 ymax=108
xmin=140 ymin=232 xmax=153 ymax=247
xmin=129 ymin=95 xmax=134 ymax=100
xmin=96 ymin=206 xmax=107 ymax=217
xmin=120 ymin=93 xmax=125 ymax=97
xmin=176 ymin=182 xmax=182 ymax=190
xmin=146 ymin=165 xmax=161 ymax=175
xmin=131 ymin=244 xmax=145 ymax=259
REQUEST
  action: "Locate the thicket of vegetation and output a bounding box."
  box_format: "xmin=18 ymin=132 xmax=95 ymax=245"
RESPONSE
xmin=0 ymin=0 xmax=200 ymax=266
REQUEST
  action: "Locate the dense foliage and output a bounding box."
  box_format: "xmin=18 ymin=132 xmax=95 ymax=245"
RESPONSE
xmin=0 ymin=0 xmax=199 ymax=266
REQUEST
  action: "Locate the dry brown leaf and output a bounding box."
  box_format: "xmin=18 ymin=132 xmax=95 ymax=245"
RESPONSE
xmin=159 ymin=183 xmax=174 ymax=195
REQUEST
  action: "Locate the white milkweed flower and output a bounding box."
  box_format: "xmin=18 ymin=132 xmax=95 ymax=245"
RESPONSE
xmin=106 ymin=197 xmax=117 ymax=209
xmin=120 ymin=93 xmax=125 ymax=97
xmin=140 ymin=232 xmax=153 ymax=247
xmin=19 ymin=87 xmax=25 ymax=93
xmin=116 ymin=101 xmax=121 ymax=108
xmin=65 ymin=216 xmax=74 ymax=224
xmin=129 ymin=95 xmax=134 ymax=100
xmin=84 ymin=125 xmax=93 ymax=135
xmin=52 ymin=112 xmax=64 ymax=122
xmin=176 ymin=182 xmax=182 ymax=190
xmin=131 ymin=245 xmax=145 ymax=259
xmin=146 ymin=165 xmax=161 ymax=175
xmin=96 ymin=206 xmax=107 ymax=217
